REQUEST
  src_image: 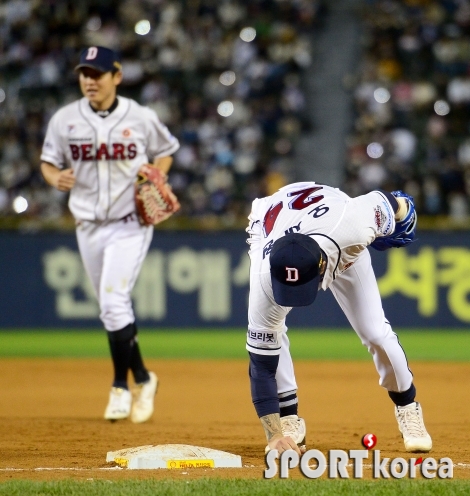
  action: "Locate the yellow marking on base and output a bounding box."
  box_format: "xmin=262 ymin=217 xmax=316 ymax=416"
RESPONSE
xmin=114 ymin=458 xmax=129 ymax=468
xmin=166 ymin=459 xmax=215 ymax=469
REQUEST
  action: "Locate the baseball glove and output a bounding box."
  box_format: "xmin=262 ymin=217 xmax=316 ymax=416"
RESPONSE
xmin=370 ymin=190 xmax=417 ymax=251
xmin=134 ymin=164 xmax=180 ymax=226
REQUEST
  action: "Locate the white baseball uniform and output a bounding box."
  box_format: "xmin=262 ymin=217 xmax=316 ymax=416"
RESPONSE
xmin=246 ymin=182 xmax=413 ymax=394
xmin=41 ymin=96 xmax=180 ymax=331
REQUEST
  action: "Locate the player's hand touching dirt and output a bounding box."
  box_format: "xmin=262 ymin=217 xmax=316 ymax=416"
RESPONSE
xmin=261 ymin=413 xmax=303 ymax=456
xmin=267 ymin=434 xmax=302 ymax=455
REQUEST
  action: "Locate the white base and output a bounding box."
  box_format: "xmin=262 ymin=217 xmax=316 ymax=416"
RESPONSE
xmin=106 ymin=444 xmax=242 ymax=469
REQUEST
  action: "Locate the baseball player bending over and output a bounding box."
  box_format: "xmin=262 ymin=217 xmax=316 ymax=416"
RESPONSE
xmin=40 ymin=46 xmax=180 ymax=423
xmin=246 ymin=182 xmax=432 ymax=454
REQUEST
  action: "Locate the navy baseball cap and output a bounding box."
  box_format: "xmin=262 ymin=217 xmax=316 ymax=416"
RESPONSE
xmin=270 ymin=233 xmax=324 ymax=307
xmin=75 ymin=46 xmax=122 ymax=73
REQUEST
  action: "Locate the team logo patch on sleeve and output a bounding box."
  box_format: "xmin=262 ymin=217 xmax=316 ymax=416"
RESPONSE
xmin=374 ymin=206 xmax=385 ymax=230
xmin=374 ymin=203 xmax=393 ymax=236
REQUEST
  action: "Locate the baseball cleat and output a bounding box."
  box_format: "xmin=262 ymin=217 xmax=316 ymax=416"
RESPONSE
xmin=265 ymin=415 xmax=307 ymax=453
xmin=395 ymin=401 xmax=432 ymax=452
xmin=131 ymin=371 xmax=158 ymax=423
xmin=104 ymin=387 xmax=132 ymax=421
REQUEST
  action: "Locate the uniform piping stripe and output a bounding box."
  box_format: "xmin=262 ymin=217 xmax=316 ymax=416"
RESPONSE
xmin=278 ymin=392 xmax=297 ymax=401
xmin=394 ymin=329 xmax=414 ymax=378
xmin=279 ymin=398 xmax=298 ymax=407
xmin=105 ymin=99 xmax=131 ymax=219
xmin=307 ymin=233 xmax=341 ymax=280
xmin=78 ymin=101 xmax=100 ymax=218
xmin=154 ymin=140 xmax=180 ymax=158
xmin=246 ymin=342 xmax=281 ymax=353
xmin=246 ymin=341 xmax=281 ymax=350
xmin=278 ymin=390 xmax=296 ymax=398
xmin=128 ymin=226 xmax=153 ymax=291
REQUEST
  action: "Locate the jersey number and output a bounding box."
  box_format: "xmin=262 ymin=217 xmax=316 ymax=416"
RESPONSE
xmin=262 ymin=186 xmax=325 ymax=237
xmin=263 ymin=202 xmax=283 ymax=237
xmin=287 ymin=186 xmax=324 ymax=210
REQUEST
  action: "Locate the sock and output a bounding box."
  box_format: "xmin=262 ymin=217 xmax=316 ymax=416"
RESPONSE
xmin=279 ymin=390 xmax=298 ymax=417
xmin=130 ymin=324 xmax=150 ymax=384
xmin=388 ymin=383 xmax=416 ymax=407
xmin=107 ymin=324 xmax=135 ymax=389
xmin=249 ymin=352 xmax=280 ymax=418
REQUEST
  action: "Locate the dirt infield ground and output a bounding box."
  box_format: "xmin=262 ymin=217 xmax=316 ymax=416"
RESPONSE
xmin=0 ymin=359 xmax=469 ymax=481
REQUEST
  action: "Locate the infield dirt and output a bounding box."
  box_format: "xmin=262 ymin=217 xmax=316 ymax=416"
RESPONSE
xmin=0 ymin=359 xmax=469 ymax=481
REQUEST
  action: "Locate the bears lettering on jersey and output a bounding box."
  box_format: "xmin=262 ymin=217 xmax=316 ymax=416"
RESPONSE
xmin=69 ymin=143 xmax=137 ymax=161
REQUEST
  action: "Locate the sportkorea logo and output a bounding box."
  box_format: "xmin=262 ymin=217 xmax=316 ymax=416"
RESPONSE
xmin=264 ymin=433 xmax=454 ymax=480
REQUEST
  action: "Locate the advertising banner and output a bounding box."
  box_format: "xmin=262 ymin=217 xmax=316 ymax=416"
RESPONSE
xmin=1 ymin=231 xmax=469 ymax=328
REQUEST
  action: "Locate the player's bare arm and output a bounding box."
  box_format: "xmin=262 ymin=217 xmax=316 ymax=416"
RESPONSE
xmin=153 ymin=156 xmax=173 ymax=175
xmin=40 ymin=162 xmax=75 ymax=192
xmin=261 ymin=413 xmax=302 ymax=455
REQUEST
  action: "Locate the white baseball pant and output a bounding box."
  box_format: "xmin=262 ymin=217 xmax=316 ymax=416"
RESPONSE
xmin=248 ymin=247 xmax=413 ymax=395
xmin=76 ymin=216 xmax=153 ymax=331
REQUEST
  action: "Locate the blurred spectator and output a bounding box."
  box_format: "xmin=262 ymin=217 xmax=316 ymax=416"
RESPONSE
xmin=0 ymin=0 xmax=322 ymax=229
xmin=345 ymin=0 xmax=470 ymax=223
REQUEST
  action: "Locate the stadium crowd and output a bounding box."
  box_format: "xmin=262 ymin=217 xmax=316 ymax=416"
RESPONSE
xmin=0 ymin=0 xmax=320 ymax=228
xmin=2 ymin=0 xmax=470 ymax=229
xmin=345 ymin=0 xmax=470 ymax=223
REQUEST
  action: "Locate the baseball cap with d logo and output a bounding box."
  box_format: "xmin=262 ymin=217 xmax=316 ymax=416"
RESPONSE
xmin=270 ymin=233 xmax=324 ymax=307
xmin=75 ymin=46 xmax=122 ymax=73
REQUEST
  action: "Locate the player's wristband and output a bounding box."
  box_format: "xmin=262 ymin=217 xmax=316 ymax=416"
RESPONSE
xmin=377 ymin=190 xmax=399 ymax=213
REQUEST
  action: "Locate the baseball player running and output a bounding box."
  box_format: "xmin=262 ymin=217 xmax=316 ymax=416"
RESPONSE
xmin=40 ymin=46 xmax=180 ymax=423
xmin=246 ymin=182 xmax=432 ymax=454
